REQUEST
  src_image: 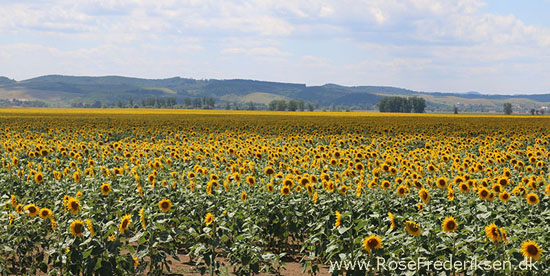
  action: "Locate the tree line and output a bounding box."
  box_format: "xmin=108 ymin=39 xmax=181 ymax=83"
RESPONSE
xmin=377 ymin=96 xmax=426 ymax=113
xmin=268 ymin=100 xmax=315 ymax=111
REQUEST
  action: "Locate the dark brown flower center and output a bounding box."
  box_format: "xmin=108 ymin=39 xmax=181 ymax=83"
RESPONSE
xmin=367 ymin=239 xmax=378 ymax=248
xmin=527 ymin=245 xmax=539 ymax=256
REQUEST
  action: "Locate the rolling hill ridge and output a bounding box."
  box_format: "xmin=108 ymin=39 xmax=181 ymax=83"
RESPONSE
xmin=0 ymin=75 xmax=549 ymax=112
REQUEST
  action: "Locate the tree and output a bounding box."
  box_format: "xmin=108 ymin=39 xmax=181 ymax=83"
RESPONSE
xmin=288 ymin=100 xmax=297 ymax=111
xmin=297 ymin=100 xmax=305 ymax=111
xmin=183 ymin=98 xmax=192 ymax=107
xmin=377 ymin=96 xmax=425 ymax=113
xmin=503 ymin=103 xmax=513 ymax=115
xmin=409 ymin=97 xmax=426 ymax=113
xmin=307 ymin=103 xmax=314 ymax=111
xmin=192 ymin=98 xmax=202 ymax=109
xmin=454 ymin=106 xmax=458 ymax=114
xmin=276 ymin=100 xmax=287 ymax=111
xmin=530 ymin=108 xmax=536 ymax=115
xmin=247 ymin=101 xmax=255 ymax=110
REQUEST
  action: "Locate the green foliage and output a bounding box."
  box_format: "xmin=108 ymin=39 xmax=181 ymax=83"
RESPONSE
xmin=377 ymin=96 xmax=426 ymax=113
xmin=503 ymin=103 xmax=513 ymax=115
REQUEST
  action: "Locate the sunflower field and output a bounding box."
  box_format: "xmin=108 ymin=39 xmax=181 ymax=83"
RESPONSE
xmin=0 ymin=109 xmax=549 ymax=275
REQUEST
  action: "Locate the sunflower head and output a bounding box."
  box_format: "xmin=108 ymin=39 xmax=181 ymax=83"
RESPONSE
xmin=436 ymin=177 xmax=447 ymax=189
xmin=485 ymin=223 xmax=501 ymax=243
xmin=205 ymin=213 xmax=214 ymax=226
xmin=100 ymin=183 xmax=112 ymax=195
xmin=240 ymin=191 xmax=247 ymax=201
xmin=120 ymin=214 xmax=132 ymax=234
xmin=405 ymin=221 xmax=421 ymax=236
xmin=418 ymin=188 xmax=430 ymax=203
xmin=34 ymin=172 xmax=44 ymax=183
xmin=526 ymin=193 xmax=539 ymax=205
xmin=388 ymin=212 xmax=395 ymax=229
xmin=396 ymin=185 xmax=407 ymax=197
xmin=158 ymin=198 xmax=172 ymax=212
xmin=335 ymin=211 xmax=342 ymax=228
xmin=499 ymin=191 xmax=511 ymax=202
xmin=281 ymin=185 xmax=291 ymax=196
xmin=70 ymin=219 xmax=85 ymax=238
xmin=39 ymin=208 xmax=53 ymax=219
xmin=442 ymin=216 xmax=458 ymax=233
xmin=478 ymin=188 xmax=490 ymax=200
xmin=246 ymin=176 xmax=256 ymax=186
xmin=264 ymin=166 xmax=275 ymax=176
xmin=67 ymin=197 xmax=80 ymax=215
xmin=24 ymin=204 xmax=39 ymax=217
xmin=362 ymin=234 xmax=382 ymax=252
xmin=521 ymin=240 xmax=542 ymax=261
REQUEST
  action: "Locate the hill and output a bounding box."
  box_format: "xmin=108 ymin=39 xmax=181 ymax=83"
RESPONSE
xmin=0 ymin=74 xmax=549 ymax=112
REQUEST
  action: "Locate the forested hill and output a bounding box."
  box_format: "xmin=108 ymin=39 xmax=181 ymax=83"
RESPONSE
xmin=1 ymin=74 xmax=549 ymax=112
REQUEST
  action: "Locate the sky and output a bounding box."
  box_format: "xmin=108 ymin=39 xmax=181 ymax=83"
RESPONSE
xmin=0 ymin=0 xmax=549 ymax=94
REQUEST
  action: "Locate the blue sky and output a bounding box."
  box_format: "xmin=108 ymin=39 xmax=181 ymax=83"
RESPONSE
xmin=0 ymin=0 xmax=549 ymax=94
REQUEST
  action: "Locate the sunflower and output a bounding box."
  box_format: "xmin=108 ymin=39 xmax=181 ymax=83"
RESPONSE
xmin=500 ymin=228 xmax=508 ymax=243
xmin=436 ymin=177 xmax=447 ymax=188
xmin=381 ymin=181 xmax=391 ymax=189
xmin=10 ymin=195 xmax=17 ymax=208
xmin=499 ymin=191 xmax=511 ymax=202
xmin=312 ymin=191 xmax=318 ymax=204
xmin=139 ymin=208 xmax=146 ymax=229
xmin=205 ymin=213 xmax=214 ymax=226
xmin=264 ymin=166 xmax=275 ymax=176
xmin=442 ymin=216 xmax=458 ymax=233
xmin=306 ymin=184 xmax=314 ymax=195
xmin=362 ymin=234 xmax=382 ymax=252
xmin=67 ymin=197 xmax=80 ymax=215
xmin=417 ymin=203 xmax=424 ymax=211
xmin=485 ymin=223 xmax=500 ymax=243
xmin=73 ymin=171 xmax=81 ymax=183
xmin=240 ymin=191 xmax=247 ymax=202
xmin=39 ymin=208 xmax=53 ymax=219
xmin=396 ymin=185 xmax=407 ymax=197
xmin=282 ymin=178 xmax=294 ymax=187
xmin=86 ymin=219 xmax=95 ymax=237
xmin=405 ymin=221 xmax=421 ymax=236
xmin=266 ymin=183 xmax=274 ymax=193
xmin=521 ymin=240 xmax=542 ymax=260
xmin=418 ymin=188 xmax=430 ymax=203
xmin=24 ymin=204 xmax=39 ymax=217
xmin=70 ymin=219 xmax=85 ymax=237
xmin=388 ymin=212 xmax=395 ymax=229
xmin=50 ymin=217 xmax=57 ymax=231
xmin=448 ymin=188 xmax=455 ymax=201
xmin=526 ymin=193 xmax=539 ymax=205
xmin=16 ymin=204 xmax=23 ymax=214
xmin=335 ymin=211 xmax=342 ymax=227
xmin=458 ymin=183 xmax=470 ymax=193
xmin=120 ymin=214 xmax=131 ymax=234
xmin=100 ymin=183 xmax=112 ymax=195
xmin=34 ymin=172 xmax=44 ymax=183
xmin=281 ymin=185 xmax=291 ymax=196
xmin=246 ymin=176 xmax=256 ymax=186
xmin=158 ymin=198 xmax=172 ymax=212
xmin=478 ymin=188 xmax=490 ymax=200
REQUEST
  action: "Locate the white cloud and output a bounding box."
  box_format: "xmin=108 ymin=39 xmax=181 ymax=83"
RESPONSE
xmin=0 ymin=0 xmax=549 ymax=93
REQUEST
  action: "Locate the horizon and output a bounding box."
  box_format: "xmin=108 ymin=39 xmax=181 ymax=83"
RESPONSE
xmin=2 ymin=74 xmax=547 ymax=96
xmin=1 ymin=1 xmax=550 ymax=95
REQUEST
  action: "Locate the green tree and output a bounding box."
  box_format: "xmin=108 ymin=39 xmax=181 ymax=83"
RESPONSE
xmin=288 ymin=100 xmax=297 ymax=111
xmin=503 ymin=103 xmax=513 ymax=115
